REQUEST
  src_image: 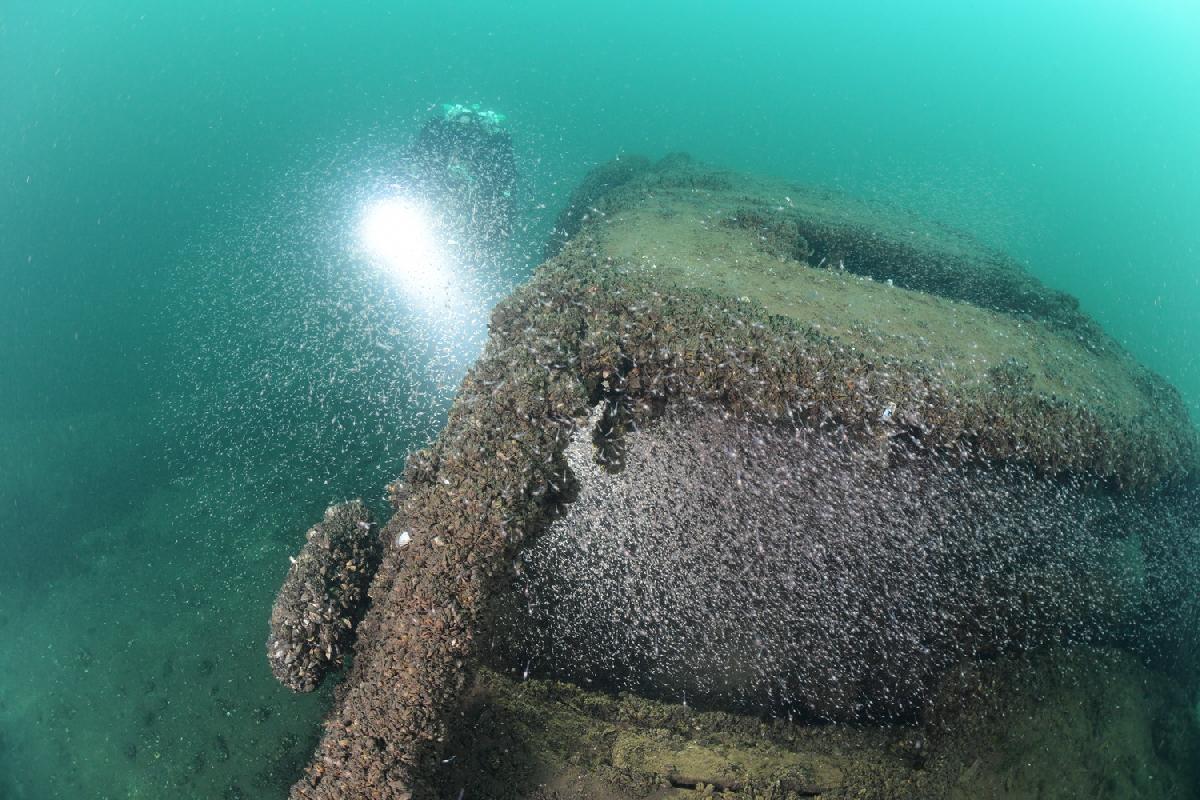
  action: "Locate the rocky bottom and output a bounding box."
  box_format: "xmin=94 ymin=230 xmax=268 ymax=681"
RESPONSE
xmin=439 ymin=646 xmax=1198 ymax=799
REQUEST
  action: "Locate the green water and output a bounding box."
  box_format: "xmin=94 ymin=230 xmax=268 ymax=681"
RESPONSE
xmin=1 ymin=2 xmax=1197 ymax=798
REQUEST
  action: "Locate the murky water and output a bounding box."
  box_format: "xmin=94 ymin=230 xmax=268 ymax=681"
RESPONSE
xmin=1 ymin=3 xmax=1197 ymax=797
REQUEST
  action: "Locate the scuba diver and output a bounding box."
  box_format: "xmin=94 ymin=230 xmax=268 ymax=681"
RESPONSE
xmin=402 ymin=102 xmax=517 ymax=255
xmin=358 ymin=102 xmax=517 ymax=314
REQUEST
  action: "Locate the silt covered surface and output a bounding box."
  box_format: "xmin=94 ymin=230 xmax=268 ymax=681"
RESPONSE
xmin=283 ymin=156 xmax=1199 ymax=799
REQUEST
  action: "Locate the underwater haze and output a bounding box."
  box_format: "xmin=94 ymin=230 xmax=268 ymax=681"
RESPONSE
xmin=1 ymin=2 xmax=1198 ymax=798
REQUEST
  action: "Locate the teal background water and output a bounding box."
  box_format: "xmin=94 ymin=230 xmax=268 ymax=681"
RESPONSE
xmin=1 ymin=2 xmax=1197 ymax=797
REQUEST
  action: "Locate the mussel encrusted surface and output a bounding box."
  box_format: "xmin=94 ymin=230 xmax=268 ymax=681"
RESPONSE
xmin=268 ymin=500 xmax=380 ymax=693
xmin=276 ymin=156 xmax=1199 ymax=799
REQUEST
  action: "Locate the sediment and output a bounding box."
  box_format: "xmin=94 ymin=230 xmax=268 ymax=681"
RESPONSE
xmin=432 ymin=646 xmax=1199 ymax=800
xmin=283 ymin=156 xmax=1200 ymax=799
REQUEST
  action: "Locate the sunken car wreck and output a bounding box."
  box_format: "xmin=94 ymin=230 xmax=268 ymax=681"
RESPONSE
xmin=272 ymin=155 xmax=1200 ymax=799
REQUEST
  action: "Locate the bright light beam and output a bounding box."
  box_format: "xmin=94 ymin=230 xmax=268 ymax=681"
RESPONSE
xmin=358 ymin=197 xmax=454 ymax=307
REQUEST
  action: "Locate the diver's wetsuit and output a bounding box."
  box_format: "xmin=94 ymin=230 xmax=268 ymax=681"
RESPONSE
xmin=404 ymin=104 xmax=517 ymax=252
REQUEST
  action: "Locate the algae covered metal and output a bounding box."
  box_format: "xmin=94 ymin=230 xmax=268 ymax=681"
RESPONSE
xmin=272 ymin=156 xmax=1200 ymax=799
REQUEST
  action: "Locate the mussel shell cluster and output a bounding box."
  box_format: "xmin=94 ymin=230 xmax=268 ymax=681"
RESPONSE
xmin=267 ymin=500 xmax=380 ymax=693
